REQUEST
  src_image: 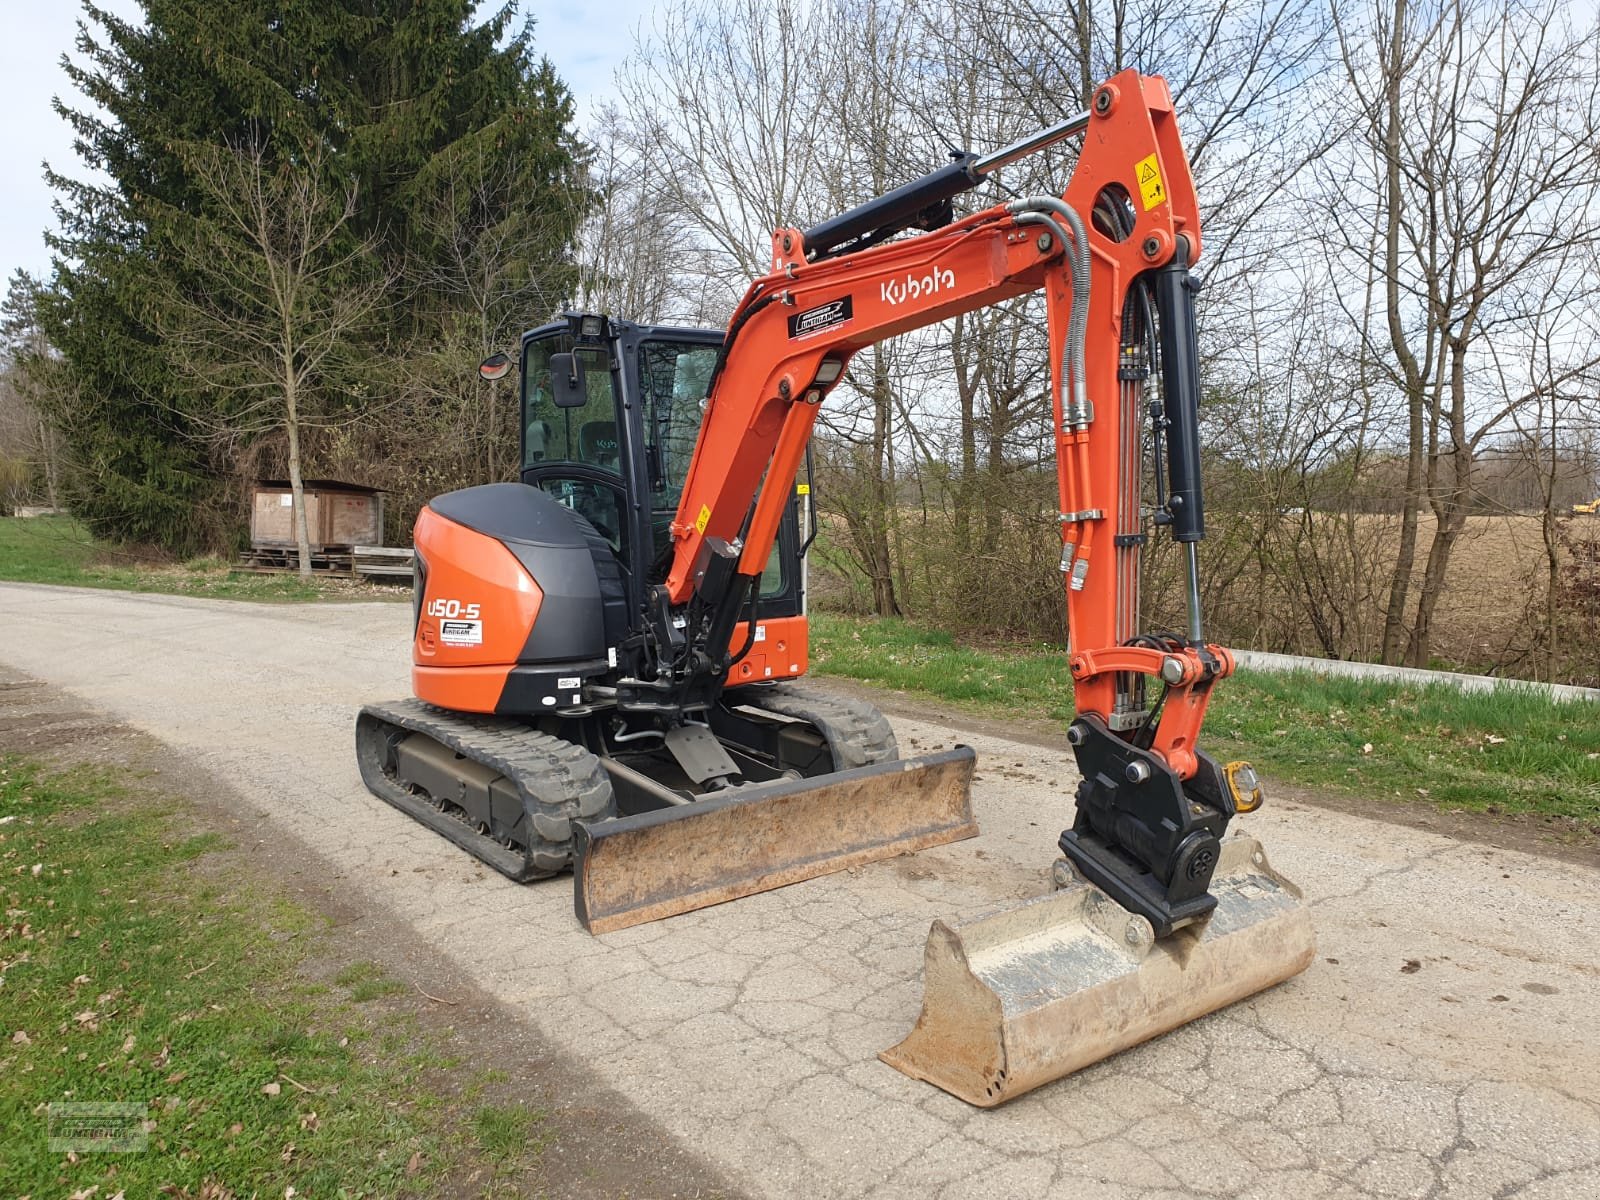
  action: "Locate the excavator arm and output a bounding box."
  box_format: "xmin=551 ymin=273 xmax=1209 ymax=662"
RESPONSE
xmin=662 ymin=71 xmax=1245 ymax=937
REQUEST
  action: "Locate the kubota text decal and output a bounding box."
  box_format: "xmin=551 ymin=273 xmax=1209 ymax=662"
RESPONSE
xmin=881 ymin=268 xmax=956 ymax=306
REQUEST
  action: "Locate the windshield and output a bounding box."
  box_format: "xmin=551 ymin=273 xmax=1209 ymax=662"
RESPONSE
xmin=640 ymin=340 xmax=719 ymax=506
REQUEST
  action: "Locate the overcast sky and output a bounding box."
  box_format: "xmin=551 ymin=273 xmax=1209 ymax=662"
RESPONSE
xmin=0 ymin=1 xmax=652 ymax=288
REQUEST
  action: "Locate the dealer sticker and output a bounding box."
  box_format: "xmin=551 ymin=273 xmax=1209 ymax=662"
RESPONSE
xmin=440 ymin=619 xmax=483 ymax=646
xmin=788 ymin=296 xmax=853 ymax=339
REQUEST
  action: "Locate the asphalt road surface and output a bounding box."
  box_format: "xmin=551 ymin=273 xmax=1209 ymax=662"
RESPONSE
xmin=2 ymin=583 xmax=1596 ymax=1199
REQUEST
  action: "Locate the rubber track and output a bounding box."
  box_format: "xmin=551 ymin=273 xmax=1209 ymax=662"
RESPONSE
xmin=356 ymin=698 xmax=614 ymax=881
xmin=733 ymin=683 xmax=898 ymax=770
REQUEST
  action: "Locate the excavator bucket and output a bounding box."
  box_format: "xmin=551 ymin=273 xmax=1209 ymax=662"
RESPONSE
xmin=880 ymin=835 xmax=1314 ymax=1106
xmin=573 ymin=746 xmax=978 ymax=934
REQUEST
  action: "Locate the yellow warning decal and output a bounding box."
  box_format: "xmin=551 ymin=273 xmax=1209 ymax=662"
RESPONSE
xmin=1136 ymin=153 xmax=1166 ymax=210
xmin=796 ymin=483 xmax=811 ymax=496
xmin=695 ymin=504 xmax=711 ymax=534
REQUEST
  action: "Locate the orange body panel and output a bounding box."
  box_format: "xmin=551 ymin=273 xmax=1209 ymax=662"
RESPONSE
xmin=411 ymin=506 xmax=543 ymax=713
xmin=725 ymin=615 xmax=809 ymax=686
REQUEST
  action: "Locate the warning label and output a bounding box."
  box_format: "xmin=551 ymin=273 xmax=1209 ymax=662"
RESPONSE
xmin=695 ymin=504 xmax=711 ymax=534
xmin=1136 ymin=154 xmax=1166 ymax=210
xmin=440 ymin=619 xmax=483 ymax=646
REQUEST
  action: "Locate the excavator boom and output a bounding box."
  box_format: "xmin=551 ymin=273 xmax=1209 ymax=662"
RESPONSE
xmin=650 ymin=69 xmax=1313 ymax=1103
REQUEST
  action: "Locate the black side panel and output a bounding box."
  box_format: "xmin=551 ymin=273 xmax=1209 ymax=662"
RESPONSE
xmin=505 ymin=539 xmax=609 ymax=663
xmin=554 ymin=509 xmax=630 ymax=657
xmin=496 ymin=659 xmax=611 ymax=714
xmin=428 ymin=483 xmax=628 ymax=660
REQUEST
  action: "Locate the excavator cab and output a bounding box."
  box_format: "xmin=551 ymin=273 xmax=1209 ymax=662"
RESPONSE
xmin=515 ymin=318 xmax=804 ymax=631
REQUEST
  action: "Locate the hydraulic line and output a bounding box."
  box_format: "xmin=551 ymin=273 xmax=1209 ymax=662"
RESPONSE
xmin=1005 ymin=197 xmax=1095 ymax=594
xmin=1004 ymin=197 xmax=1091 ymax=418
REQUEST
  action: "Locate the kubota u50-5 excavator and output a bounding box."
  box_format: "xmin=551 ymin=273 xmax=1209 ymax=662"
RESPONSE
xmin=356 ymin=70 xmax=1314 ymax=1107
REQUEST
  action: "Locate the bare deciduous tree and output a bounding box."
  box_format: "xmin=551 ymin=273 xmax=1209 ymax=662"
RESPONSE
xmin=409 ymin=148 xmax=577 ymax=482
xmin=1330 ymin=0 xmax=1600 ymax=665
xmin=1 ymin=273 xmax=67 ymax=512
xmin=154 ymin=141 xmax=388 ymax=577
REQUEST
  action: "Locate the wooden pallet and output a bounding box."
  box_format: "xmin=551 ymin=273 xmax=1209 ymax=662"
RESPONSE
xmin=353 ymin=545 xmax=415 ymax=580
xmin=237 ymin=546 xmax=355 ymax=575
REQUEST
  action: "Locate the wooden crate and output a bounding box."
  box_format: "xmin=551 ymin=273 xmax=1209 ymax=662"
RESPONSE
xmin=249 ymin=480 xmax=384 ymax=552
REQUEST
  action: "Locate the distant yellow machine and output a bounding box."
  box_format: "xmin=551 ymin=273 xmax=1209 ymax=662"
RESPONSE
xmin=1574 ymin=498 xmax=1600 ymax=515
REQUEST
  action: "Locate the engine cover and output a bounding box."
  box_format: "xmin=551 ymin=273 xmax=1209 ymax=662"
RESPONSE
xmin=412 ymin=483 xmax=627 ymax=715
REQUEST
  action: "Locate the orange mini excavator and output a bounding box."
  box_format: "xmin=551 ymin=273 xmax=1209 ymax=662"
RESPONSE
xmin=357 ymin=70 xmax=1314 ymax=1106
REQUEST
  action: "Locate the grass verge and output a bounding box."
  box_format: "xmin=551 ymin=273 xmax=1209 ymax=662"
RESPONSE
xmin=0 ymin=516 xmax=396 ymax=602
xmin=0 ymin=757 xmax=547 ymax=1198
xmin=809 ymin=612 xmax=1600 ymax=825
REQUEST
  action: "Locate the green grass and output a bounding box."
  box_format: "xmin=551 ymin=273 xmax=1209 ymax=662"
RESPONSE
xmin=473 ymin=1102 xmax=551 ymax=1163
xmin=0 ymin=758 xmax=546 ymax=1198
xmin=0 ymin=516 xmax=347 ymax=601
xmin=334 ymin=961 xmax=407 ymax=1002
xmin=809 ymin=612 xmax=1600 ymax=824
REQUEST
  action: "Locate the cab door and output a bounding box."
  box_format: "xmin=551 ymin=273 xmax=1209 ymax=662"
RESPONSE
xmin=518 ymin=329 xmax=632 ymax=569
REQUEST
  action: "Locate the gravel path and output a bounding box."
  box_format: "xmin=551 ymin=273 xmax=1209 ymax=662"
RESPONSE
xmin=3 ymin=582 xmax=1596 ymax=1199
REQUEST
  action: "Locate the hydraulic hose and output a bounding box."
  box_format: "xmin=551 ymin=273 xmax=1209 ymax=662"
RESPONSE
xmin=1004 ymin=197 xmax=1091 ymax=422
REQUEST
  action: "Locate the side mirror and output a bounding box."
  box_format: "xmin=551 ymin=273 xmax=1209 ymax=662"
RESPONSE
xmin=479 ymin=352 xmax=512 ymax=381
xmin=549 ymin=352 xmax=588 ymax=409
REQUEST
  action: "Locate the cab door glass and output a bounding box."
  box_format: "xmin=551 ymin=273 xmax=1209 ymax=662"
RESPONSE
xmin=639 ymin=339 xmax=787 ymax=598
xmin=521 ymin=334 xmax=626 ymax=552
xmin=639 ymin=341 xmax=716 ymax=507
xmin=522 ymin=337 xmax=621 ymax=472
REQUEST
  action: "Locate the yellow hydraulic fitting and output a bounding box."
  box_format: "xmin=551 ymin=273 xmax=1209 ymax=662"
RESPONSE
xmin=1224 ymin=760 xmax=1264 ymax=813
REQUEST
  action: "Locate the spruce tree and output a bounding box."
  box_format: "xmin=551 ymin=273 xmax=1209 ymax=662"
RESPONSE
xmin=40 ymin=0 xmax=587 ymax=550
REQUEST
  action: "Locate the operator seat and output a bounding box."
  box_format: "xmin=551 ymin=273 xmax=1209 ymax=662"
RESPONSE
xmin=525 ymin=419 xmax=551 ymax=463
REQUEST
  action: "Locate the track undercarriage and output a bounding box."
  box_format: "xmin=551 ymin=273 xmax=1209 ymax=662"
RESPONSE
xmin=355 ymin=684 xmax=978 ymax=929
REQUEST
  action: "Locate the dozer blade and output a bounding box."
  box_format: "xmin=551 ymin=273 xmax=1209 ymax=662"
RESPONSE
xmin=880 ymin=835 xmax=1314 ymax=1106
xmin=573 ymin=746 xmax=977 ymax=934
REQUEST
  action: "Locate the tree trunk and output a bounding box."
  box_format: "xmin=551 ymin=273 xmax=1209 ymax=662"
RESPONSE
xmin=284 ymin=375 xmax=313 ymax=580
xmin=867 ymin=349 xmax=901 ymax=617
xmin=1376 ymin=0 xmax=1426 ymax=665
xmin=37 ymin=414 xmax=59 ymax=508
xmin=951 ymin=314 xmax=978 ymax=548
xmin=1405 ymin=511 xmax=1458 ymax=668
xmin=1541 ymin=417 xmax=1561 ymax=681
xmin=487 ymin=377 xmax=499 ymax=481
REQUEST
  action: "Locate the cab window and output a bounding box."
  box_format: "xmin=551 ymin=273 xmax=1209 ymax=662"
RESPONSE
xmin=638 ymin=339 xmax=787 ymax=598
xmin=522 ymin=337 xmax=621 ymax=473
xmin=639 ymin=341 xmax=717 ymax=507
